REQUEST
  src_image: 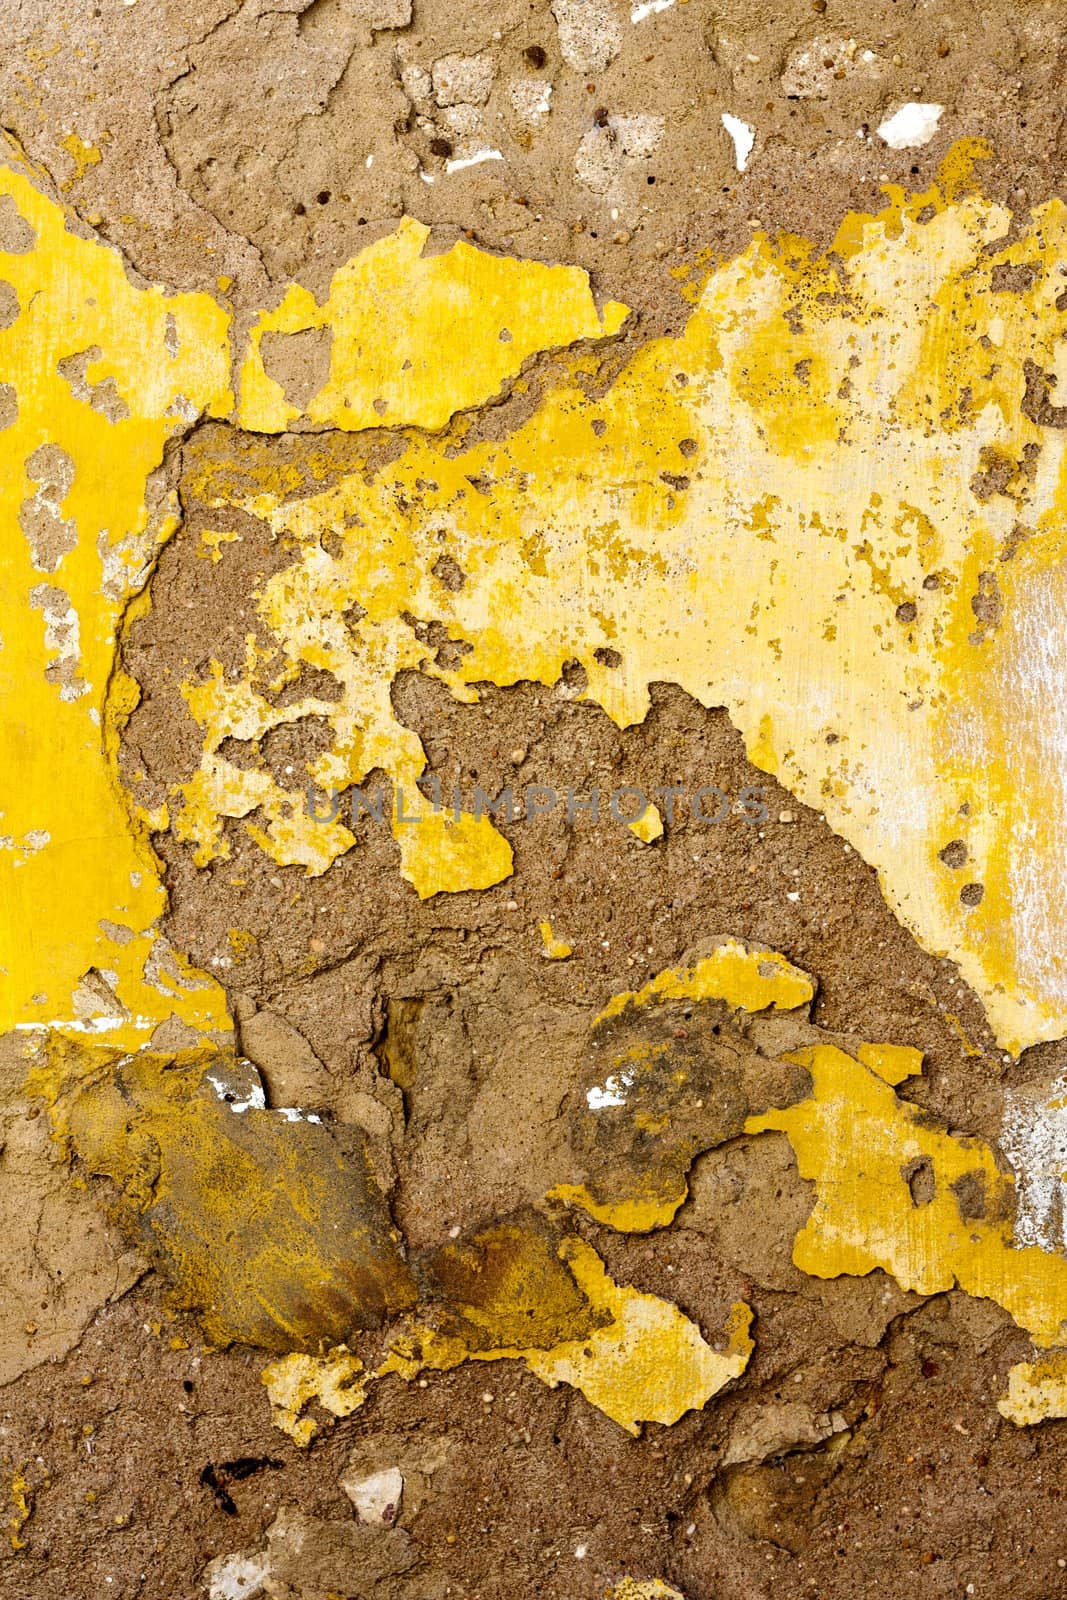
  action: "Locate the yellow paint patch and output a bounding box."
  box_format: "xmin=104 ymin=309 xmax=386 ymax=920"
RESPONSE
xmin=611 ymin=1583 xmax=686 ymax=1600
xmin=855 ymin=1040 xmax=924 ymax=1085
xmin=380 ymin=1237 xmax=752 ymax=1436
xmin=998 ymin=1349 xmax=1067 ymax=1426
xmin=59 ymin=130 xmax=103 ymax=186
xmin=594 ymin=941 xmax=815 ymax=1025
xmin=547 ymin=1179 xmax=685 ymax=1233
xmin=397 ymin=803 xmax=513 ymax=899
xmin=261 ymin=1346 xmax=369 ymax=1448
xmin=6 ymin=1469 xmax=32 ymax=1552
xmin=35 ymin=1041 xmax=416 ymax=1351
xmin=749 ymin=1044 xmax=1067 ymax=1346
xmin=539 ymin=920 xmax=573 ymax=959
xmin=197 ymin=526 xmax=240 ymax=564
xmin=238 ymin=216 xmax=628 ymax=432
xmin=523 ymin=1242 xmax=752 ymax=1435
xmin=628 ymin=801 xmax=664 ymax=843
xmin=0 ymin=142 xmax=232 ymax=1046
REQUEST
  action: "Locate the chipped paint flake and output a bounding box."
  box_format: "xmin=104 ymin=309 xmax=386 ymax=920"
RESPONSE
xmin=379 ymin=1236 xmax=752 ymax=1435
xmin=445 ymin=147 xmax=504 ymax=174
xmin=262 ymin=1346 xmax=369 ymax=1448
xmin=521 ymin=1242 xmax=752 ymax=1434
xmin=237 ymin=216 xmax=626 ymax=433
xmin=628 ymin=800 xmax=663 ymax=842
xmin=539 ymin=920 xmax=573 ymax=959
xmin=749 ymin=1044 xmax=1067 ymax=1346
xmin=548 ymin=1179 xmax=685 ymax=1232
xmin=998 ymin=1349 xmax=1067 ymax=1425
xmin=594 ymin=940 xmax=815 ymax=1025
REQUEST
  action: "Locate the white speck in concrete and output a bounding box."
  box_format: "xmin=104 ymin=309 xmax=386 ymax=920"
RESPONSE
xmin=207 ymin=1073 xmax=266 ymax=1115
xmin=445 ymin=147 xmax=504 ymax=174
xmin=721 ymin=112 xmax=755 ymax=171
xmin=877 ymin=102 xmax=943 ymax=149
xmin=631 ymin=0 xmax=673 ymax=20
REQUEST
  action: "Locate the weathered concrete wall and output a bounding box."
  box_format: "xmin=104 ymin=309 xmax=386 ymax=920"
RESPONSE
xmin=4 ymin=3 xmax=1067 ymax=1597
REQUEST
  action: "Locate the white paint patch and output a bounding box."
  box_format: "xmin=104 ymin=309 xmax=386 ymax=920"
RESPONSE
xmin=445 ymin=148 xmax=504 ymax=174
xmin=207 ymin=1073 xmax=266 ymax=1115
xmin=876 ymin=102 xmax=943 ymax=150
xmin=587 ymin=1065 xmax=636 ymax=1109
xmin=631 ymin=0 xmax=673 ymax=20
xmin=1001 ymin=1075 xmax=1067 ymax=1252
xmin=721 ymin=113 xmax=755 ymax=172
xmin=30 ymin=583 xmax=87 ymax=702
xmin=207 ymin=1072 xmax=322 ymax=1124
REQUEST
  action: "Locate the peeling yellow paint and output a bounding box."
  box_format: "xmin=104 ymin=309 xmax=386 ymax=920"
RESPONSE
xmin=261 ymin=1346 xmax=369 ymax=1447
xmin=379 ymin=1236 xmax=752 ymax=1436
xmin=749 ymin=1044 xmax=1067 ymax=1347
xmin=175 ymin=161 xmax=1067 ymax=1052
xmin=539 ymin=920 xmax=573 ymax=959
xmin=10 ymin=137 xmax=1067 ymax=1447
xmin=237 ymin=216 xmax=628 ymax=433
xmin=522 ymin=1245 xmax=752 ymax=1435
xmin=855 ymin=1040 xmax=924 ymax=1086
xmin=547 ymin=1179 xmax=684 ymax=1233
xmin=628 ymin=801 xmax=664 ymax=843
xmin=6 ymin=1468 xmax=32 ymax=1552
xmin=594 ymin=940 xmax=815 ymax=1025
xmin=998 ymin=1348 xmax=1067 ymax=1425
xmin=0 ymin=140 xmax=232 ymax=1047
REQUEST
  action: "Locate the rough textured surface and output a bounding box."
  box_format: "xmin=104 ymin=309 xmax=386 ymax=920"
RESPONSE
xmin=5 ymin=1 xmax=1067 ymax=1598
